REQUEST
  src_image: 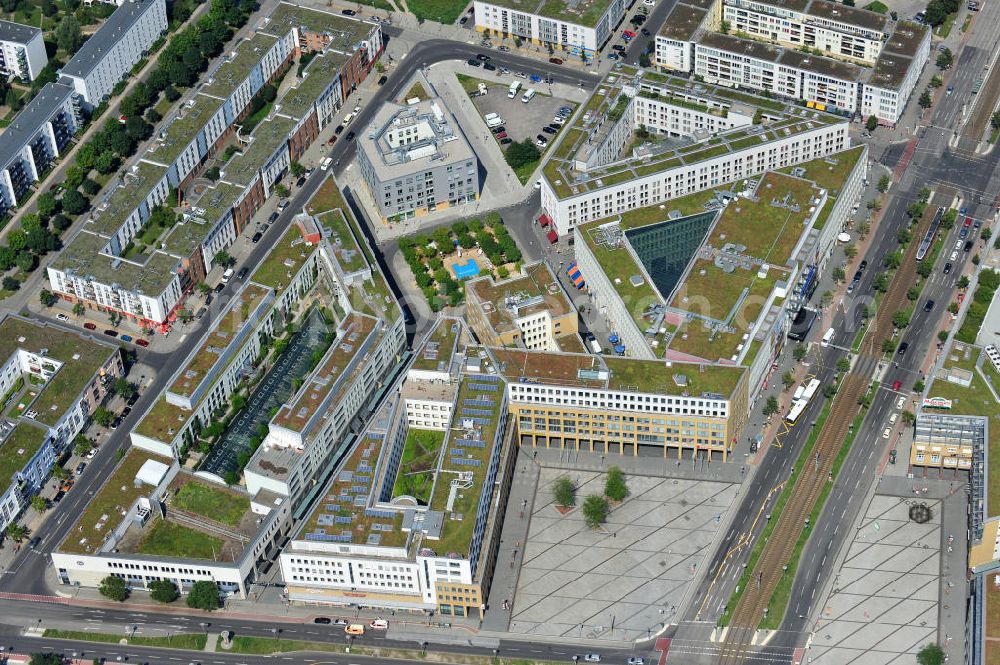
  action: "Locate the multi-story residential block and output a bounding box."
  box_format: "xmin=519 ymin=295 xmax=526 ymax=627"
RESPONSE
xmin=0 ymin=20 xmax=46 ymax=80
xmin=655 ymin=0 xmax=929 ymax=126
xmin=694 ymin=33 xmax=863 ymax=114
xmin=571 ymin=144 xmax=865 ymax=411
xmin=860 ymin=21 xmax=930 ymax=126
xmin=60 ymin=0 xmax=168 ymax=108
xmin=56 ymin=177 xmax=405 ymax=599
xmin=0 ymin=83 xmax=82 ymax=213
xmin=281 ymin=324 xmax=510 ymax=616
xmin=472 ymin=0 xmax=626 ymax=58
xmin=46 ymin=3 xmax=384 ymax=324
xmin=540 ymin=67 xmax=851 ymax=234
xmin=466 ymin=262 xmax=579 ymax=351
xmin=356 ymin=97 xmax=479 ymax=223
xmin=0 ymin=315 xmax=124 ymax=532
xmin=721 ymin=0 xmax=887 ymax=65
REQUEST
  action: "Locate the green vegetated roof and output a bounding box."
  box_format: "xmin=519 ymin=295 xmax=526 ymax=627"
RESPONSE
xmin=0 ymin=316 xmax=118 ymax=427
xmin=223 ymin=115 xmax=297 ymax=187
xmin=426 ymin=374 xmax=505 ymax=558
xmin=778 ymin=145 xmax=865 ymax=199
xmin=53 ymin=231 xmax=180 ymax=295
xmin=319 ymin=209 xmax=366 ymax=274
xmin=188 ymin=182 xmax=244 ymax=227
xmin=263 ymin=1 xmax=373 ymax=47
xmin=169 ymin=283 xmax=272 ymax=399
xmin=201 ymin=33 xmax=279 ymax=101
xmin=0 ymin=422 xmax=48 ymax=498
xmin=149 ymin=95 xmax=224 ymax=167
xmin=134 ymin=395 xmax=190 ymax=443
xmin=411 ymin=319 xmax=460 ymax=373
xmin=86 ymin=161 xmax=167 ymax=238
xmin=61 ymin=448 xmax=173 ymax=555
xmin=278 ymin=52 xmax=349 ymax=120
xmin=250 ymin=226 xmax=315 ymax=294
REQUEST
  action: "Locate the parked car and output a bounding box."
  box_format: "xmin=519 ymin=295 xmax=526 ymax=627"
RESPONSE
xmin=314 ymin=618 xmax=332 ymax=624
xmin=296 ymin=176 xmax=306 ymax=188
xmin=460 ymin=15 xmax=468 ymax=23
xmin=496 ymin=132 xmax=508 ymax=139
xmin=341 ymin=8 xmax=356 ymax=14
xmin=612 ymin=44 xmax=626 ymax=52
xmin=377 ymin=75 xmax=388 ymax=85
xmin=333 ymin=619 xmax=349 ymax=626
xmin=542 ymin=126 xmax=556 ymax=135
xmin=346 ymin=131 xmax=356 ymax=141
xmin=136 ymin=339 xmax=149 ymax=348
xmin=584 ymin=655 xmax=601 ymax=663
xmin=641 ymin=28 xmax=651 ymax=36
xmin=369 ymin=619 xmax=389 ymax=630
xmin=75 ymin=462 xmax=86 ymax=475
xmin=484 ymin=62 xmax=496 ymax=71
xmin=252 ymin=232 xmax=263 ymax=243
xmin=882 ymin=427 xmax=891 ymax=439
xmin=237 ymin=267 xmax=249 ymax=280
xmin=628 ymin=659 xmax=646 ymax=665
xmin=122 ymin=406 xmax=132 ymax=419
xmin=268 ymin=211 xmax=279 ymax=223
xmin=56 ymin=313 xmax=69 ymax=322
xmin=110 ymin=417 xmax=121 ymax=431
xmin=943 ymin=262 xmax=952 ymax=274
xmin=499 ymin=137 xmax=512 ymax=145
xmin=491 ymin=126 xmax=506 ymax=134
xmin=897 ymin=342 xmax=909 ymax=356
xmin=476 ymin=53 xmax=491 ymax=61
xmin=964 ymin=240 xmax=974 ymax=252
xmin=120 ymin=335 xmax=133 ymax=343
xmin=103 ymin=329 xmax=118 ymax=337
xmin=549 ymin=57 xmax=563 ymax=64
xmin=950 ymin=250 xmax=959 ymax=261
xmin=127 ymin=392 xmax=139 ymax=406
xmin=335 ymin=124 xmax=345 ymax=135
xmin=84 ymin=322 xmax=97 ymax=330
xmin=498 ymin=45 xmax=510 ymax=52
xmin=859 ymin=259 xmax=868 ymax=271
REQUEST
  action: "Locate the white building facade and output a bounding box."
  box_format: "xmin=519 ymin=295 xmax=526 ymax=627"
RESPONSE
xmin=472 ymin=0 xmax=626 ymax=57
xmin=0 ymin=20 xmax=46 ymax=81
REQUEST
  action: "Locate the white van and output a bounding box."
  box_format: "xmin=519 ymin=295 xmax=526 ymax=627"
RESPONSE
xmin=821 ymin=327 xmax=835 ymax=347
xmin=508 ymin=81 xmax=521 ymax=98
xmin=485 ymin=114 xmax=504 ymax=128
xmin=521 ymin=88 xmax=536 ymax=103
xmin=221 ymin=268 xmax=234 ymax=284
xmin=320 ymin=157 xmax=333 ymax=171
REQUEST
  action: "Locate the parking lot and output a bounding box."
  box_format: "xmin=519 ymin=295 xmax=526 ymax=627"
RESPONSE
xmin=464 ymin=70 xmax=577 ymax=152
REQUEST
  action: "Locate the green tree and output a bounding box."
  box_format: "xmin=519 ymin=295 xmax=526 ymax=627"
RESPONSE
xmin=290 ymin=161 xmax=305 ymax=177
xmin=793 ymin=345 xmax=808 ymax=362
xmin=149 ymin=579 xmax=179 ymax=603
xmin=918 ymin=89 xmax=932 ymax=110
xmin=186 ymin=580 xmax=221 ymax=611
xmin=938 ymin=329 xmax=949 ymax=343
xmin=936 ymin=48 xmax=953 ymax=69
xmin=907 ymin=286 xmax=921 ymax=301
xmin=39 ymin=289 xmax=57 ymax=307
xmin=582 ymin=495 xmax=609 ymax=529
xmin=61 ymin=189 xmax=88 ymax=215
xmin=37 ymin=192 xmax=59 ymax=218
xmin=836 ymin=357 xmax=851 ymax=373
xmin=884 ymin=251 xmax=901 ymax=269
xmin=917 ymin=643 xmax=944 ymax=665
xmin=29 ymin=654 xmax=63 ymax=665
xmin=958 ymin=275 xmax=970 ymax=289
xmin=762 ymin=395 xmax=779 ymax=417
xmin=114 ymin=377 xmax=136 ymax=400
xmin=892 ymin=310 xmax=911 ymax=328
xmin=74 ymin=435 xmax=93 ymax=456
xmin=781 ymin=371 xmax=795 ymax=390
xmin=604 ymin=466 xmax=628 ymax=501
xmin=72 ymin=302 xmax=85 ymax=317
xmin=552 ymin=476 xmax=576 ymax=508
xmin=93 ymin=407 xmax=113 ymax=427
xmin=30 ymin=495 xmax=47 ymax=513
xmin=865 ymin=115 xmax=878 ymax=132
xmin=275 ymin=184 xmax=290 ymax=198
xmin=2 ymin=276 xmax=20 ymax=292
xmin=874 ymin=273 xmax=890 ymax=292
xmin=902 ymin=410 xmax=917 ymax=425
xmin=213 ymin=251 xmax=234 ymax=268
xmin=877 ymin=175 xmax=891 ymax=192
xmin=5 ymin=523 xmax=27 ymax=542
xmin=914 ymin=380 xmax=925 ymax=392
xmin=55 ymin=15 xmax=83 ymax=52
xmin=506 ymin=139 xmax=541 ymax=169
xmin=844 ymin=244 xmax=858 ymax=260
xmin=832 ymin=266 xmax=846 ymax=283
xmin=99 ymin=575 xmax=129 ymax=601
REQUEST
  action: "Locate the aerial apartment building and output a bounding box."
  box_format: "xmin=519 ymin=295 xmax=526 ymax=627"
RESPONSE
xmin=0 ymin=20 xmax=47 ymax=81
xmin=0 ymin=83 xmax=82 ymax=214
xmin=59 ymin=0 xmax=168 ymax=108
xmin=356 ymin=98 xmax=479 ymax=223
xmin=655 ymin=0 xmax=929 ymax=125
xmin=0 ymin=315 xmax=123 ymax=532
xmin=46 ymin=3 xmax=384 ymax=327
xmin=281 ymin=321 xmax=511 ymax=617
xmin=539 ymin=66 xmax=851 ymax=235
xmin=472 ymin=0 xmax=626 ymax=58
xmin=54 ymin=178 xmax=406 ymax=598
xmin=465 ymin=262 xmax=579 ymax=351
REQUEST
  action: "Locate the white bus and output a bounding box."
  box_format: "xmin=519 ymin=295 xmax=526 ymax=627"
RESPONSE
xmin=792 ymin=385 xmax=805 ymax=401
xmin=522 ymin=88 xmax=536 ymax=103
xmin=802 ymin=378 xmax=821 ymax=402
xmin=786 ymin=399 xmax=807 ymax=424
xmin=508 ymin=81 xmax=521 ymax=98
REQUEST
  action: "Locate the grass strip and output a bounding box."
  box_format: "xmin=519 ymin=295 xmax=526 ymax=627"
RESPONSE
xmin=230 ymin=635 xmax=563 ymax=665
xmin=760 ymin=405 xmax=866 ymax=628
xmin=44 ymin=629 xmax=207 ymax=650
xmin=718 ymin=400 xmax=832 ymax=626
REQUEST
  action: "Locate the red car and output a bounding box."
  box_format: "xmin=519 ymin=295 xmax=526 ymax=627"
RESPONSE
xmin=136 ymin=339 xmax=150 ymax=347
xmin=892 ymin=380 xmax=902 ymax=391
xmin=622 ymin=30 xmax=636 ymax=38
xmin=496 ymin=132 xmax=508 ymax=139
xmin=83 ymin=322 xmax=96 ymax=330
xmin=548 ymin=57 xmax=563 ymax=64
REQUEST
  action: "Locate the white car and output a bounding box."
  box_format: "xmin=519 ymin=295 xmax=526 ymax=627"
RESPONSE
xmin=628 ymin=659 xmax=646 ymax=665
xmin=896 ymin=395 xmax=906 ymax=410
xmin=584 ymin=656 xmax=601 ymax=663
xmin=889 ymin=412 xmax=898 ymax=425
xmin=882 ymin=427 xmax=892 ymax=439
xmin=950 ymin=251 xmax=959 ymax=261
xmin=56 ymin=313 xmax=69 ymax=322
xmin=955 ymin=239 xmax=963 ymax=250
xmin=534 ymin=180 xmax=542 ymax=189
xmin=644 ymin=0 xmax=655 ymax=4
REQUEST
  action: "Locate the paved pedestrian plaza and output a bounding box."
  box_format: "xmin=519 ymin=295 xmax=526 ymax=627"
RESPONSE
xmin=807 ymin=494 xmax=942 ymax=665
xmin=509 ymin=468 xmax=737 ymax=641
